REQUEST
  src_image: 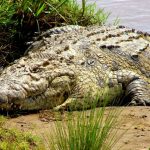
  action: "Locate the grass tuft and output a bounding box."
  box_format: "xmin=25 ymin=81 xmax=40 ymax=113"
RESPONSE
xmin=48 ymin=97 xmax=124 ymax=150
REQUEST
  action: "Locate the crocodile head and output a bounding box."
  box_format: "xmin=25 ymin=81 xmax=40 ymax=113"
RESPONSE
xmin=0 ymin=55 xmax=76 ymax=111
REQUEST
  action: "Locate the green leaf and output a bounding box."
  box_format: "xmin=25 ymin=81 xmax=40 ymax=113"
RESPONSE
xmin=35 ymin=3 xmax=46 ymax=17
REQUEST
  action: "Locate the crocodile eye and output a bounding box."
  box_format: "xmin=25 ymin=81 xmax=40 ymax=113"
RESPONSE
xmin=86 ymin=58 xmax=96 ymax=66
xmin=131 ymin=54 xmax=139 ymax=61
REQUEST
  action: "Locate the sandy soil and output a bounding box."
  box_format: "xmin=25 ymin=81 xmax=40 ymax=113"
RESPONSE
xmin=5 ymin=107 xmax=150 ymax=150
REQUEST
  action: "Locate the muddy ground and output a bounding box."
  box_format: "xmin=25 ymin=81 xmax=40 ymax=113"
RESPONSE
xmin=5 ymin=107 xmax=150 ymax=150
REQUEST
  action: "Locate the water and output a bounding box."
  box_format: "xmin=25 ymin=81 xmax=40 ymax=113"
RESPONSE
xmin=80 ymin=0 xmax=150 ymax=33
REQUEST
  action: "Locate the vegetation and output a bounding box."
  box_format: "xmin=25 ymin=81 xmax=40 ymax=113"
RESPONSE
xmin=0 ymin=0 xmax=109 ymax=67
xmin=47 ymin=97 xmax=123 ymax=150
xmin=0 ymin=116 xmax=44 ymax=150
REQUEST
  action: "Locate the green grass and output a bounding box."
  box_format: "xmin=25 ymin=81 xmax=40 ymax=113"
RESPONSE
xmin=0 ymin=0 xmax=109 ymax=28
xmin=47 ymin=97 xmax=124 ymax=150
xmin=0 ymin=0 xmax=109 ymax=67
xmin=0 ymin=107 xmax=124 ymax=150
xmin=0 ymin=116 xmax=44 ymax=150
xmin=0 ymin=0 xmax=110 ymax=42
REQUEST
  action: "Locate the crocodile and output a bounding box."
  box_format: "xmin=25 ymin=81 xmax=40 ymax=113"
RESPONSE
xmin=0 ymin=25 xmax=150 ymax=111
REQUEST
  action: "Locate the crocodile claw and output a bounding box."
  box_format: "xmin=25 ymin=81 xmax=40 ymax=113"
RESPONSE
xmin=129 ymin=99 xmax=150 ymax=106
xmin=129 ymin=100 xmax=146 ymax=106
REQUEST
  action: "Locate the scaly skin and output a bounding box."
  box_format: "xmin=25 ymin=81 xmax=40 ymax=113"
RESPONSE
xmin=0 ymin=25 xmax=150 ymax=111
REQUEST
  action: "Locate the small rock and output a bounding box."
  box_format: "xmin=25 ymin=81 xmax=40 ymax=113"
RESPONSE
xmin=124 ymin=141 xmax=129 ymax=144
xmin=141 ymin=115 xmax=147 ymax=118
xmin=141 ymin=128 xmax=145 ymax=131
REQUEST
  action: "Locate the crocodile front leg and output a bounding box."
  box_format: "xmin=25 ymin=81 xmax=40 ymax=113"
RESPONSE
xmin=109 ymin=70 xmax=150 ymax=106
xmin=126 ymin=79 xmax=150 ymax=105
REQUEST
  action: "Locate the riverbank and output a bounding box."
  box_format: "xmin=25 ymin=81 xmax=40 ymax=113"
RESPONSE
xmin=6 ymin=107 xmax=150 ymax=150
